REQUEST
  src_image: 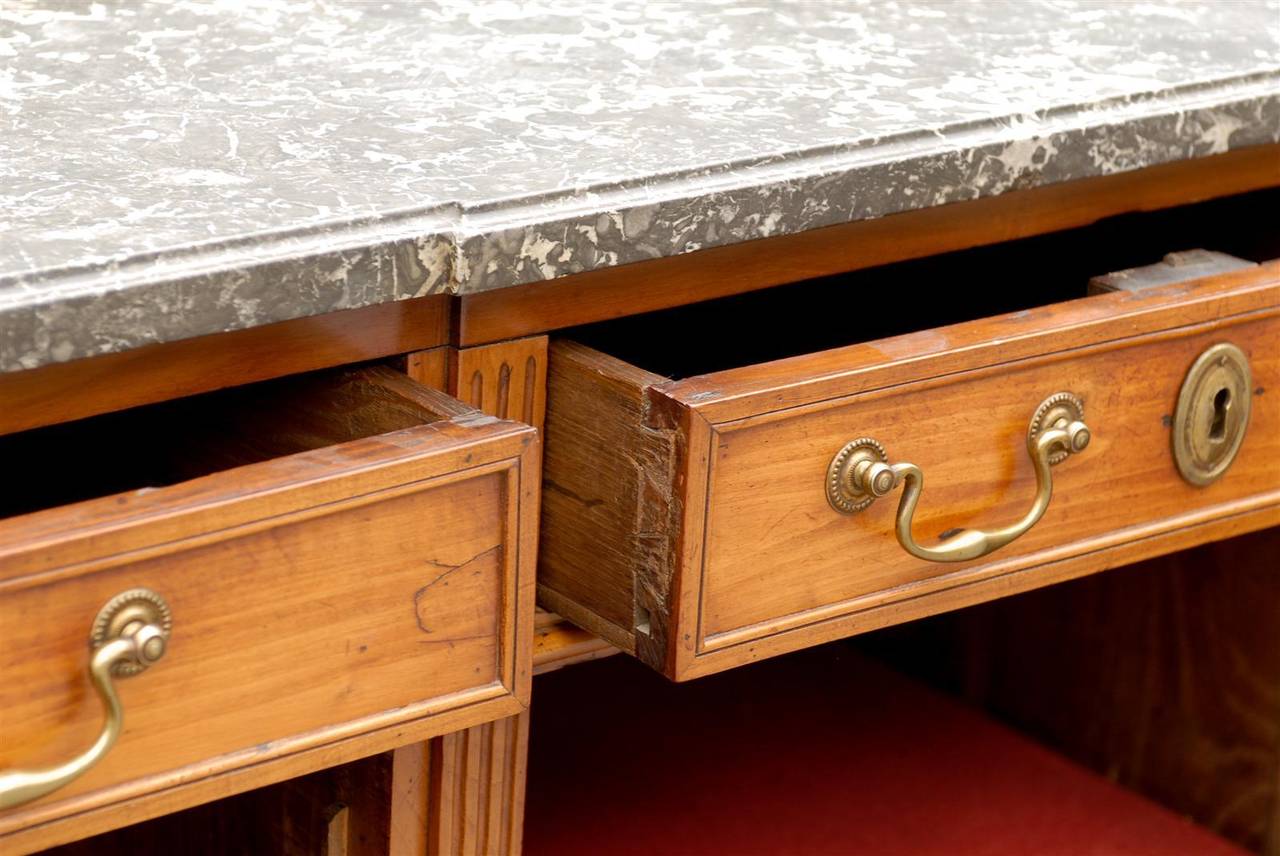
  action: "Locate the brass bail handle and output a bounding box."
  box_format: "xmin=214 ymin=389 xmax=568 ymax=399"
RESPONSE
xmin=0 ymin=589 xmax=171 ymax=811
xmin=826 ymin=393 xmax=1091 ymax=563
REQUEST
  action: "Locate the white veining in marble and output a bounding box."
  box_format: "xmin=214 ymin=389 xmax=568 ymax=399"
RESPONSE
xmin=2 ymin=0 xmax=1278 ymax=370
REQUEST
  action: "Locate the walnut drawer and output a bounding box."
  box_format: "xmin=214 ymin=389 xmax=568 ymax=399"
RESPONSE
xmin=0 ymin=367 xmax=538 ymax=852
xmin=539 ymin=255 xmax=1280 ymax=681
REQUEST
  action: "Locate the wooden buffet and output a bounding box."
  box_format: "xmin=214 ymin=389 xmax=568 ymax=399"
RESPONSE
xmin=4 ymin=4 xmax=1280 ymax=853
xmin=0 ymin=146 xmax=1276 ymax=854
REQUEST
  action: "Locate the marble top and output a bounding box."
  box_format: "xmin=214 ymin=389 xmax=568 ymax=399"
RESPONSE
xmin=3 ymin=1 xmax=1279 ymax=372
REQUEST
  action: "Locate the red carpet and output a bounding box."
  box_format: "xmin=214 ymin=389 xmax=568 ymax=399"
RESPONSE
xmin=524 ymin=646 xmax=1244 ymax=855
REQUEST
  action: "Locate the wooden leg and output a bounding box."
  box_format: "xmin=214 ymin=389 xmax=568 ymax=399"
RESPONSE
xmin=389 ymin=743 xmax=431 ymax=856
xmin=425 ymin=714 xmax=530 ymax=856
xmin=401 ymin=337 xmax=545 ymax=855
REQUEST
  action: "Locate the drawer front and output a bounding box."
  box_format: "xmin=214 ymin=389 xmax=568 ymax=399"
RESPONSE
xmin=0 ymin=414 xmax=537 ymax=842
xmin=540 ymin=261 xmax=1280 ymax=680
xmin=699 ymin=312 xmax=1279 ymax=647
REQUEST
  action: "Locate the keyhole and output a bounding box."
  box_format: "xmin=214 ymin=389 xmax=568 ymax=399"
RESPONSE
xmin=1209 ymin=387 xmax=1231 ymax=442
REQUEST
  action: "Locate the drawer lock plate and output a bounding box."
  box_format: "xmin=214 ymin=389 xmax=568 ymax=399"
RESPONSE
xmin=1172 ymin=343 xmax=1251 ymax=486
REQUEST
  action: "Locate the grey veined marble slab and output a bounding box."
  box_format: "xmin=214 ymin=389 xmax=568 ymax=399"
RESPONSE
xmin=2 ymin=1 xmax=1279 ymax=371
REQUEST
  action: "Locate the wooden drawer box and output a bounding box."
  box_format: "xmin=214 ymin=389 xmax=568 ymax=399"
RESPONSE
xmin=0 ymin=367 xmax=538 ymax=852
xmin=539 ymin=204 xmax=1280 ymax=681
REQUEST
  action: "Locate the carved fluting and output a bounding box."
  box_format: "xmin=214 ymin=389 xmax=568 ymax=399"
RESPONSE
xmin=452 ymin=338 xmax=548 ymax=431
xmin=426 ymin=714 xmax=529 ymax=856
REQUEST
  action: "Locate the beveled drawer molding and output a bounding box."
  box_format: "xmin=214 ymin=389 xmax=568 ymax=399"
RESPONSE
xmin=539 ymin=261 xmax=1280 ymax=680
xmin=0 ymin=369 xmax=539 ymax=854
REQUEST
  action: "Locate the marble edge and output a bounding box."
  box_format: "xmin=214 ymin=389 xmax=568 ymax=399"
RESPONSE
xmin=452 ymin=71 xmax=1280 ymax=289
xmin=456 ymin=68 xmax=1280 ymax=218
xmin=4 ymin=70 xmax=1280 ymax=373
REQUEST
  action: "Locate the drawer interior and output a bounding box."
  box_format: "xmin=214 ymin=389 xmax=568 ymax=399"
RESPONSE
xmin=0 ymin=365 xmax=464 ymax=520
xmin=567 ymin=187 xmax=1280 ymax=378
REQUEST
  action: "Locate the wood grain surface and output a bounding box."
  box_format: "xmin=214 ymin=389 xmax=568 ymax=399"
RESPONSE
xmin=540 ymin=262 xmax=1280 ymax=679
xmin=0 ymin=369 xmax=539 ymax=854
xmin=423 ymin=714 xmax=529 ymax=856
xmin=538 ymin=342 xmax=672 ymax=653
xmin=450 ymin=338 xmax=549 ymax=429
xmin=531 ymin=610 xmax=617 ymax=676
xmin=402 ymin=336 xmax=551 ymax=856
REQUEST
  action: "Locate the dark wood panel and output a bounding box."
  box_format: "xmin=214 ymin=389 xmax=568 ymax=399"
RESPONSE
xmin=41 ymin=753 xmax=397 ymax=856
xmin=863 ymin=527 xmax=1280 ymax=854
xmin=538 ymin=340 xmax=672 ymax=653
xmin=0 ymin=295 xmax=450 ymax=437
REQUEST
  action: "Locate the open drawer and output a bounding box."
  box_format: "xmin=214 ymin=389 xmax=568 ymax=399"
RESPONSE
xmin=0 ymin=367 xmax=538 ymax=852
xmin=539 ymin=190 xmax=1280 ymax=680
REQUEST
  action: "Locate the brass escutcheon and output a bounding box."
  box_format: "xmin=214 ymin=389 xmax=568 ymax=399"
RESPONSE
xmin=1172 ymin=343 xmax=1252 ymax=486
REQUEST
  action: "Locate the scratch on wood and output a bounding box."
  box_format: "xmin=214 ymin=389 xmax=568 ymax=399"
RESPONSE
xmin=544 ymin=478 xmax=604 ymax=508
xmin=416 ymin=633 xmax=491 ymax=647
xmin=413 ymin=546 xmax=500 ymax=632
xmin=451 ymin=411 xmax=501 ymax=428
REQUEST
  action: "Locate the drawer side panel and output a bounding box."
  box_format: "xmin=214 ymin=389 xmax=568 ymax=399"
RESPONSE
xmin=539 ymin=342 xmax=676 ymax=654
